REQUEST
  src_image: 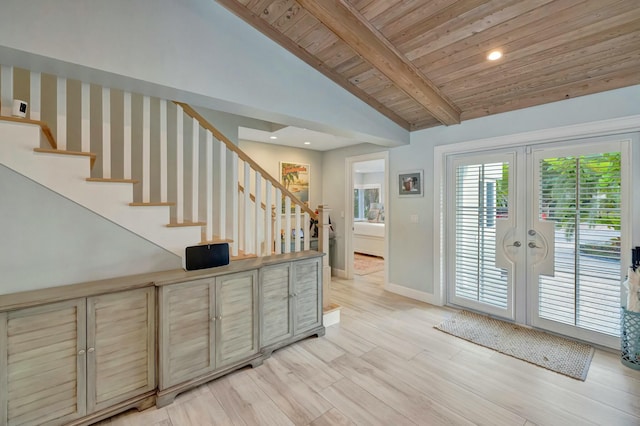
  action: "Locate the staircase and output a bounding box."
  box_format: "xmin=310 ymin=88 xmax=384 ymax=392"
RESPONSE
xmin=0 ymin=64 xmax=329 ymax=266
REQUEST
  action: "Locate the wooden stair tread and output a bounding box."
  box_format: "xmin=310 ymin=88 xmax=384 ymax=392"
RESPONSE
xmin=86 ymin=177 xmax=139 ymax=184
xmin=166 ymin=221 xmax=206 ymax=228
xmin=34 ymin=147 xmax=96 ymax=169
xmin=232 ymin=251 xmax=258 ymax=261
xmin=1 ymin=116 xmax=57 ymax=149
xmin=200 ymin=237 xmax=234 ymax=244
xmin=129 ymin=202 xmax=175 ymax=207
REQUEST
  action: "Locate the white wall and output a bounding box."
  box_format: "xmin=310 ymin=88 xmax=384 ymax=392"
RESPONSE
xmin=0 ymin=165 xmax=181 ymax=295
xmin=238 ymin=139 xmax=323 ymax=211
xmin=0 ymin=0 xmax=408 ymax=147
xmin=388 ymin=85 xmax=640 ymax=298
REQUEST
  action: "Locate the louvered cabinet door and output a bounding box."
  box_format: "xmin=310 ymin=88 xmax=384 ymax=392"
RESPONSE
xmin=260 ymin=263 xmax=293 ymax=347
xmin=215 ymin=270 xmax=258 ymax=368
xmin=1 ymin=300 xmax=86 ymax=426
xmin=158 ymin=280 xmax=215 ymax=389
xmin=293 ymin=257 xmax=322 ymax=334
xmin=86 ymin=287 xmax=155 ymax=412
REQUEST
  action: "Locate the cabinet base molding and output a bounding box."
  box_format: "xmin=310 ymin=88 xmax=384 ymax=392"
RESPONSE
xmin=156 ymin=354 xmax=263 ymax=408
xmin=66 ymin=391 xmax=156 ymax=426
xmin=261 ymin=325 xmax=326 ymax=359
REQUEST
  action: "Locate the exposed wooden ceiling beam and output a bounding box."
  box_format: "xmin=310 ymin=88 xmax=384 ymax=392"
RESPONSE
xmin=297 ymin=0 xmax=461 ymax=126
xmin=215 ymin=0 xmax=411 ymax=130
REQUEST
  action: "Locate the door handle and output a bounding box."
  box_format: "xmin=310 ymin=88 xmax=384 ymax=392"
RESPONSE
xmin=528 ymin=241 xmax=541 ymax=248
xmin=508 ymin=241 xmax=521 ymax=248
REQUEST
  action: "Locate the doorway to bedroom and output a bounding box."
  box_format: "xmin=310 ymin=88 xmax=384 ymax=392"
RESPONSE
xmin=346 ymin=152 xmax=388 ymax=281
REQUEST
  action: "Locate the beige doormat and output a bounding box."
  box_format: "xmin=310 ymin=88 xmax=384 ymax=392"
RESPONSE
xmin=354 ymin=253 xmax=384 ymax=275
xmin=435 ymin=310 xmax=595 ymax=380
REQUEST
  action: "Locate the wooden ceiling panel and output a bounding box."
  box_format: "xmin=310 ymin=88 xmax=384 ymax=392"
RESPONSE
xmin=217 ymin=0 xmax=640 ymax=131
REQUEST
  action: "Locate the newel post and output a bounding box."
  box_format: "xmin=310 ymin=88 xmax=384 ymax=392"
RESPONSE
xmin=317 ymin=204 xmax=332 ymax=309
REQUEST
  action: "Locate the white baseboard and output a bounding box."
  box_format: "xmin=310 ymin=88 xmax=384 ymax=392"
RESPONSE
xmin=331 ymin=268 xmax=347 ymax=279
xmin=385 ymin=282 xmax=440 ymax=305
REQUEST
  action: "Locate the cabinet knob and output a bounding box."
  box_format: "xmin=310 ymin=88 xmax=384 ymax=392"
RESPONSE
xmin=217 ymin=315 xmax=222 ymax=320
xmin=87 ymin=347 xmax=95 ymax=353
xmin=78 ymin=349 xmax=86 ymax=356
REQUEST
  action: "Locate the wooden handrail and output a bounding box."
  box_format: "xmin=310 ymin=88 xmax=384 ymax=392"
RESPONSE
xmin=238 ymin=182 xmax=268 ymax=211
xmin=0 ymin=116 xmax=57 ymax=149
xmin=175 ymin=102 xmax=317 ymax=220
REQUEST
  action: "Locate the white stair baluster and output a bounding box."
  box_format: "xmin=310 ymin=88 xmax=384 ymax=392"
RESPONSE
xmin=122 ymin=91 xmax=131 ymax=178
xmin=56 ymin=77 xmax=66 ymax=150
xmin=275 ymin=188 xmax=282 ymax=254
xmin=284 ymin=197 xmax=291 ymax=254
xmin=159 ymin=99 xmax=167 ymax=202
xmin=0 ymin=66 xmax=13 ymax=116
xmin=243 ymin=162 xmax=251 ymax=254
xmin=176 ymin=104 xmax=184 ymax=223
xmin=218 ymin=139 xmax=227 ymax=240
xmin=294 ymin=204 xmax=301 ymax=252
xmin=142 ymin=95 xmax=150 ymax=203
xmin=231 ymin=151 xmax=239 ymax=256
xmin=191 ymin=117 xmax=199 ymax=223
xmin=205 ymin=131 xmax=213 ymax=242
xmin=29 ymin=71 xmax=41 ymax=121
xmin=265 ymin=180 xmax=272 ymax=256
xmin=304 ymin=212 xmax=310 ymax=251
xmin=81 ymin=83 xmax=90 ymax=153
xmin=102 ymin=87 xmax=111 ymax=178
xmin=255 ymin=171 xmax=262 ymax=257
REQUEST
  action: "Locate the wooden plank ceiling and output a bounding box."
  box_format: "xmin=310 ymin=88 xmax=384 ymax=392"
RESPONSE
xmin=217 ymin=0 xmax=640 ymax=131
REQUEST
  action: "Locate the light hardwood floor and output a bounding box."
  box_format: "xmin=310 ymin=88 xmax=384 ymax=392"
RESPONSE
xmin=100 ymin=271 xmax=640 ymax=426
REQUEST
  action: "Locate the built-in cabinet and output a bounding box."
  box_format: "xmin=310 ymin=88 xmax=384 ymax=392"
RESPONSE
xmin=260 ymin=257 xmax=323 ymax=354
xmin=0 ymin=253 xmax=324 ymax=424
xmin=0 ymin=287 xmax=155 ymax=426
xmin=157 ymin=270 xmax=260 ymax=406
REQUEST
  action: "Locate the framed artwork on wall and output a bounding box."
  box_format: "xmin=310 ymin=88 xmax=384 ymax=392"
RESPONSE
xmin=280 ymin=161 xmax=310 ymax=212
xmin=398 ymin=170 xmax=423 ymax=197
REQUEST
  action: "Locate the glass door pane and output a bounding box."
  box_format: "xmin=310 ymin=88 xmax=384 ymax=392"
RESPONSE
xmin=448 ymin=153 xmax=516 ymax=319
xmin=533 ymin=148 xmax=622 ymax=343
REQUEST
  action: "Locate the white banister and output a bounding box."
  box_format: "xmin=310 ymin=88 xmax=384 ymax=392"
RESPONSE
xmin=81 ymin=83 xmax=90 ymax=153
xmin=217 ymin=139 xmax=227 ymax=240
xmin=205 ymin=130 xmax=213 ymax=242
xmin=243 ymin=162 xmax=251 ymax=254
xmin=1 ymin=66 xmax=13 ymax=116
xmin=254 ymin=171 xmax=262 ymax=256
xmin=101 ymin=87 xmax=111 ymax=178
xmin=191 ymin=117 xmax=199 ymax=223
xmin=176 ymin=104 xmax=184 ymax=223
xmin=265 ymin=180 xmax=272 ymax=256
xmin=159 ymin=99 xmax=168 ymax=202
xmin=142 ymin=95 xmax=150 ymax=203
xmin=275 ymin=189 xmax=282 ymax=255
xmin=304 ymin=212 xmax=310 ymax=251
xmin=231 ymin=151 xmax=239 ymax=256
xmin=284 ymin=197 xmax=291 ymax=254
xmin=294 ymin=205 xmax=301 ymax=252
xmin=29 ymin=71 xmax=41 ymax=121
xmin=56 ymin=77 xmax=66 ymax=150
xmin=122 ymin=91 xmax=131 ymax=178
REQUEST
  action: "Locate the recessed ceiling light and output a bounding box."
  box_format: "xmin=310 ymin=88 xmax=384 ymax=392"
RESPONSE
xmin=304 ymin=141 xmax=311 ymax=145
xmin=487 ymin=50 xmax=503 ymax=61
xmin=269 ymin=136 xmax=277 ymax=140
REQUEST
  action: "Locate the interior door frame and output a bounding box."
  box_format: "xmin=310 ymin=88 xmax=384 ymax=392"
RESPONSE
xmin=432 ymin=115 xmax=640 ymax=307
xmin=344 ymin=151 xmax=389 ymax=281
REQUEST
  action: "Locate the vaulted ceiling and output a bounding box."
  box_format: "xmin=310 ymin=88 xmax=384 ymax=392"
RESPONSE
xmin=216 ymin=0 xmax=640 ymax=131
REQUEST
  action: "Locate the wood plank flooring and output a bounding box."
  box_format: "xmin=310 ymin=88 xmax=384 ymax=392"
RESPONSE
xmin=100 ymin=271 xmax=640 ymax=426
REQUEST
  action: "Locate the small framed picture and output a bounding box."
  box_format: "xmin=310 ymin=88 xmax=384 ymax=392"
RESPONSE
xmin=398 ymin=170 xmax=423 ymax=197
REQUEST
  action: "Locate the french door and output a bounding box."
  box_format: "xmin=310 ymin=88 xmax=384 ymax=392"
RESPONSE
xmin=446 ymin=138 xmax=629 ymax=347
